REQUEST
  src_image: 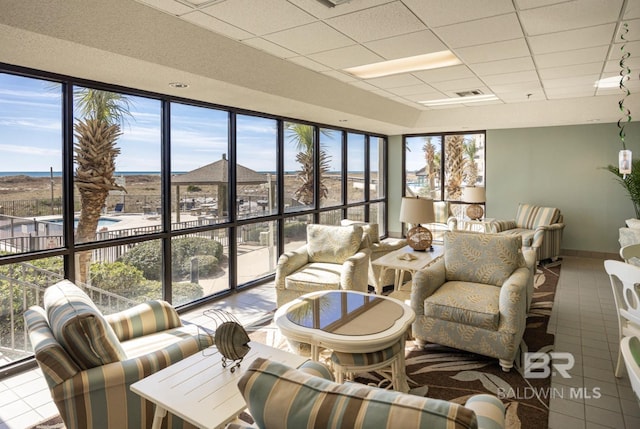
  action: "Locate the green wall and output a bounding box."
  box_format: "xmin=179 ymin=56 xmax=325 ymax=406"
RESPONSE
xmin=388 ymin=122 xmax=640 ymax=254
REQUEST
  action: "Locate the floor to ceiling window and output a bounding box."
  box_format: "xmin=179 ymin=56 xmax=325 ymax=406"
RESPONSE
xmin=0 ymin=66 xmax=388 ymax=372
xmin=404 ymin=131 xmax=486 ymax=221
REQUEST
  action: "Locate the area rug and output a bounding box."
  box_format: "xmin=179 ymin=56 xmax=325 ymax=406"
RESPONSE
xmin=28 ymin=266 xmax=559 ymax=429
xmin=249 ymin=265 xmax=560 ymax=429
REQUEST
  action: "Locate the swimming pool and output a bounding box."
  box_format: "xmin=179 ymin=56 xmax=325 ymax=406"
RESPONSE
xmin=2 ymin=217 xmax=121 ymax=236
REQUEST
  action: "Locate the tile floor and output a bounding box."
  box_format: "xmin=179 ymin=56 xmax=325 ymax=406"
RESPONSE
xmin=0 ymin=255 xmax=638 ymax=428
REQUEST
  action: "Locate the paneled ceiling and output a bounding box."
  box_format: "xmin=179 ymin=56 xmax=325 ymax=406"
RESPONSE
xmin=0 ymin=0 xmax=638 ymax=134
xmin=136 ymin=0 xmax=639 ymax=108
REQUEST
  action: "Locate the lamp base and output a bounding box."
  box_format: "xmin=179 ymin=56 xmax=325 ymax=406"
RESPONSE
xmin=466 ymin=204 xmax=484 ymax=221
xmin=406 ymin=225 xmax=433 ymax=251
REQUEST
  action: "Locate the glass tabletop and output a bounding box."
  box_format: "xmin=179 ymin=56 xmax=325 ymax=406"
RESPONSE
xmin=285 ymin=291 xmax=404 ymax=336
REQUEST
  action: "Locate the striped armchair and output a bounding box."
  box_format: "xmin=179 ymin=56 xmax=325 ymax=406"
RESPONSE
xmin=24 ymin=280 xmax=213 ymax=429
xmin=227 ymin=357 xmax=506 ymax=429
xmin=491 ymin=203 xmax=565 ymax=263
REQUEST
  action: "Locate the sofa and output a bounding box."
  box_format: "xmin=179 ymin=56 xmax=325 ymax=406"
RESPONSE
xmin=275 ymin=224 xmax=371 ymax=307
xmin=428 ymin=200 xmax=459 ymax=242
xmin=490 ymin=203 xmax=564 ymax=263
xmin=411 ymin=231 xmax=535 ymax=372
xmin=227 ymin=357 xmax=506 ymax=429
xmin=24 ymin=280 xmax=214 ymax=429
xmin=340 ymin=219 xmax=407 ymax=290
xmin=620 ymin=218 xmax=640 ymax=248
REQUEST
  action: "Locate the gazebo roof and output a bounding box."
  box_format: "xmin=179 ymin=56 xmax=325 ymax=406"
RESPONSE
xmin=172 ymin=154 xmax=268 ymax=185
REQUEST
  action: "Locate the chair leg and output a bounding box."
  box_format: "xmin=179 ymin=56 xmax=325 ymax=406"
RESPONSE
xmin=499 ymin=359 xmax=513 ymax=372
xmin=615 ymin=350 xmax=624 ymax=377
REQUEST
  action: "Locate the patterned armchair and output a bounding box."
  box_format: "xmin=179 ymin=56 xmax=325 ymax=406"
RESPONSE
xmin=24 ymin=280 xmax=213 ymax=429
xmin=340 ymin=219 xmax=406 ymax=290
xmin=275 ymin=224 xmax=371 ymax=307
xmin=490 ymin=203 xmax=564 ymax=263
xmin=427 ymin=201 xmax=458 ymax=243
xmin=411 ymin=231 xmax=535 ymax=371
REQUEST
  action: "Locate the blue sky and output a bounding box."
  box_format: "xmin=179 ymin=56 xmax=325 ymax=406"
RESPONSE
xmin=0 ymin=73 xmax=360 ymax=173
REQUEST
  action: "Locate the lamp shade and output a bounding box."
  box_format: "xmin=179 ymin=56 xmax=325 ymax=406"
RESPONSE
xmin=399 ymin=197 xmax=435 ymax=225
xmin=462 ymin=187 xmax=486 ymax=203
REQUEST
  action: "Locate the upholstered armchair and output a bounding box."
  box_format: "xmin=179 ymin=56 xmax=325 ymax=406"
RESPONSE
xmin=427 ymin=200 xmax=458 ymax=242
xmin=24 ymin=280 xmax=213 ymax=429
xmin=275 ymin=224 xmax=371 ymax=307
xmin=490 ymin=203 xmax=565 ymax=263
xmin=340 ymin=219 xmax=406 ymax=290
xmin=411 ymin=231 xmax=535 ymax=372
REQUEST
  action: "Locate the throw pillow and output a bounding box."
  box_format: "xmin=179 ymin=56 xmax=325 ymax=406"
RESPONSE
xmin=45 ymin=280 xmax=126 ymax=370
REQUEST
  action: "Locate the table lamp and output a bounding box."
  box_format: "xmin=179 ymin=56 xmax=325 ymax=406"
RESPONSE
xmin=399 ymin=196 xmax=435 ymax=251
xmin=462 ymin=186 xmax=485 ymax=220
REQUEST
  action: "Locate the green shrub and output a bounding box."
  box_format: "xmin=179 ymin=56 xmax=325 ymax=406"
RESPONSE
xmin=182 ymin=255 xmax=219 ymax=278
xmin=90 ymin=262 xmax=146 ymax=296
xmin=120 ymin=237 xmax=223 ymax=281
xmin=283 ymin=221 xmax=307 ymax=240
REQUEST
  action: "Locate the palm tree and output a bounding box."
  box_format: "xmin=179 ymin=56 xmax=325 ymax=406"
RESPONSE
xmin=285 ymin=123 xmax=332 ymax=206
xmin=463 ymin=138 xmax=479 ymax=186
xmin=445 ymin=135 xmax=464 ymax=200
xmin=74 ymin=88 xmax=131 ymax=283
xmin=423 ymin=138 xmax=437 ymax=198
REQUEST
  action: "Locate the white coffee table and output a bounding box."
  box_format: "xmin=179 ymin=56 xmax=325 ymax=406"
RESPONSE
xmin=274 ymin=290 xmax=415 ymax=391
xmin=371 ymin=244 xmax=444 ymax=294
xmin=130 ymin=341 xmax=307 ymax=429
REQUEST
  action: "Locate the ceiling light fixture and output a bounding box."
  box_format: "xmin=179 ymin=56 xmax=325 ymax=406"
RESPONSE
xmin=343 ymin=51 xmax=461 ymax=79
xmin=169 ymin=82 xmax=189 ymax=89
xmin=419 ymin=94 xmax=499 ymax=107
xmin=595 ymin=76 xmax=627 ymax=88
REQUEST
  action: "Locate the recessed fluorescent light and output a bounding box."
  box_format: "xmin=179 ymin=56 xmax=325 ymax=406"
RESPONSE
xmin=343 ymin=51 xmax=461 ymax=79
xmin=594 ymin=76 xmax=627 ymax=88
xmin=419 ymin=94 xmax=499 ymax=107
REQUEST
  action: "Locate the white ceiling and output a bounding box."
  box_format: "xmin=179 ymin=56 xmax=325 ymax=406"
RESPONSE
xmin=0 ymin=0 xmax=639 ymax=134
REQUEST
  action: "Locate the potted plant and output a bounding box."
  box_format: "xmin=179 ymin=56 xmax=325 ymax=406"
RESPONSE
xmin=606 ymin=158 xmax=640 ymax=218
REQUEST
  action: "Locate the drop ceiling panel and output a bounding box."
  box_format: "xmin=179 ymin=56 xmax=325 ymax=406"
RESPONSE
xmin=263 ymin=22 xmax=355 ymax=55
xmin=514 ymin=0 xmax=567 ymax=10
xmin=543 ymin=75 xmax=601 ymax=89
xmin=364 ymin=30 xmax=447 ymax=60
xmin=200 ymin=0 xmax=316 ymax=35
xmin=386 ymin=84 xmax=438 ymax=96
xmin=482 ymin=70 xmax=540 ymax=85
xmin=403 ymin=0 xmax=515 ymax=27
xmin=365 ymin=74 xmax=424 ymax=89
xmin=535 ymin=46 xmax=609 ymax=68
xmin=325 ymin=2 xmax=425 ymax=43
xmin=412 ymin=65 xmax=475 ymax=83
xmin=610 ymin=40 xmax=640 ymax=59
xmin=307 ymin=45 xmax=383 ymax=69
xmin=434 ymin=14 xmax=524 ymax=48
xmin=519 ymin=0 xmax=623 ymax=35
xmin=528 ymin=24 xmax=616 ymax=55
xmin=546 ymin=87 xmax=597 ymax=99
xmin=454 ymin=39 xmax=530 ymax=63
xmin=490 ymin=81 xmax=544 ymax=94
xmin=430 ymin=78 xmax=487 ymax=92
xmin=471 ymin=56 xmax=535 ymax=76
xmin=180 ymin=11 xmax=254 ymax=40
xmin=538 ymin=62 xmax=603 ymax=80
xmin=139 ymin=0 xmax=193 ymax=14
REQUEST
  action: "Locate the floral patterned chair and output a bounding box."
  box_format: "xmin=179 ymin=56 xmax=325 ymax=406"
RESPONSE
xmin=275 ymin=224 xmax=371 ymax=307
xmin=411 ymin=231 xmax=535 ymax=371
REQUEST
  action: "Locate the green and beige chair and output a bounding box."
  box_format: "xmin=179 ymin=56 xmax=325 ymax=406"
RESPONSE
xmin=227 ymin=357 xmax=506 ymax=429
xmin=411 ymin=231 xmax=535 ymax=372
xmin=24 ymin=280 xmax=213 ymax=429
xmin=340 ymin=219 xmax=407 ymax=291
xmin=491 ymin=203 xmax=564 ymax=264
xmin=275 ymin=224 xmax=371 ymax=307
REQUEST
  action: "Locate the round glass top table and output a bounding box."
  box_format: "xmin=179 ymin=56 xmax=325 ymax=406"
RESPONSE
xmin=274 ymin=290 xmax=415 ymax=390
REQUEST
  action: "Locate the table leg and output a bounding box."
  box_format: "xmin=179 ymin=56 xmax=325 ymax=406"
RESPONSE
xmin=376 ymin=267 xmax=389 ymax=294
xmin=396 ymin=336 xmax=410 ymax=393
xmin=151 ymin=406 xmax=167 ymax=429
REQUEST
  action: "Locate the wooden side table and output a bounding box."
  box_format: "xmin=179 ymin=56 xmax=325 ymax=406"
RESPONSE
xmin=371 ymin=245 xmax=444 ymax=294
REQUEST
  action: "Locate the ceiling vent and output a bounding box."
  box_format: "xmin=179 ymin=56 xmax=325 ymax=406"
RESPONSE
xmin=455 ymin=90 xmax=484 ymax=97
